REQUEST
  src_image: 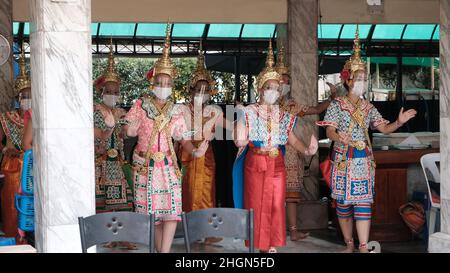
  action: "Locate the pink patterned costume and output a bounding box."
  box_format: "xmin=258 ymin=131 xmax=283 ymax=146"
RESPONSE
xmin=318 ymin=97 xmax=388 ymax=205
xmin=125 ymin=97 xmax=188 ymax=224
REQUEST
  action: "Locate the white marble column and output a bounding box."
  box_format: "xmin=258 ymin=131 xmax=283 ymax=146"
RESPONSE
xmin=0 ymin=0 xmax=13 ymax=112
xmin=288 ymin=0 xmax=320 ymax=200
xmin=429 ymin=0 xmax=450 ymax=253
xmin=30 ymin=0 xmax=95 ymax=253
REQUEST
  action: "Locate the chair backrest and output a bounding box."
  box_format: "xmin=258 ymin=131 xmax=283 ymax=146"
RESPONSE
xmin=420 ymin=153 xmax=440 ymax=207
xmin=182 ymin=208 xmax=254 ymax=253
xmin=78 ymin=211 xmax=154 ymax=253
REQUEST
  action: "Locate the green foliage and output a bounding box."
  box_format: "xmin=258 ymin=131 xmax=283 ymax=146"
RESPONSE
xmin=209 ymin=71 xmax=257 ymax=104
xmin=93 ymin=57 xmax=199 ymax=106
xmin=172 ymin=58 xmax=197 ymax=102
xmin=93 ymin=57 xmax=254 ymax=106
xmin=93 ymin=57 xmax=153 ymax=106
xmin=211 ymin=71 xmax=234 ymax=103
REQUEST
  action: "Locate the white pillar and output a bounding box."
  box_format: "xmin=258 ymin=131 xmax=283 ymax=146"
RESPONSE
xmin=429 ymin=0 xmax=450 ymax=253
xmin=30 ymin=0 xmax=94 ymax=253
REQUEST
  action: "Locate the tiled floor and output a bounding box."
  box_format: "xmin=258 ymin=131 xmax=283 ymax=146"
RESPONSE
xmin=97 ymin=235 xmax=344 ymax=253
xmin=1 ymin=222 xmax=427 ymax=253
xmin=96 ymin=228 xmax=427 ymax=253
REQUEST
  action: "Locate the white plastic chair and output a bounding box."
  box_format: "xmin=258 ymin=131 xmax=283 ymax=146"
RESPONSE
xmin=368 ymin=241 xmax=381 ymax=253
xmin=420 ymin=153 xmax=440 ymax=236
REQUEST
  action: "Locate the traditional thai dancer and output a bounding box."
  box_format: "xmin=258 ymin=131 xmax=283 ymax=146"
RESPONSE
xmin=177 ymin=44 xmax=224 ymax=244
xmin=232 ymin=40 xmax=318 ymax=253
xmin=124 ymin=23 xmax=208 ymax=253
xmin=93 ymin=41 xmax=133 ymax=214
xmin=0 ymin=49 xmax=31 ymax=240
xmin=318 ymin=27 xmax=417 ymax=253
xmin=93 ymin=41 xmax=136 ymax=249
xmin=275 ymin=45 xmax=337 ymax=241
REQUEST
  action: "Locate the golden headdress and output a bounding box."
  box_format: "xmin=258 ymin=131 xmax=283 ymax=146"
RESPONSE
xmin=275 ymin=45 xmax=289 ymax=76
xmin=152 ymin=22 xmax=177 ymax=80
xmin=94 ymin=39 xmax=121 ymax=90
xmin=256 ymin=39 xmax=281 ymax=90
xmin=341 ymin=25 xmax=366 ymax=82
xmin=103 ymin=39 xmax=121 ymax=84
xmin=14 ymin=45 xmax=31 ymax=94
xmin=189 ymin=41 xmax=216 ymax=94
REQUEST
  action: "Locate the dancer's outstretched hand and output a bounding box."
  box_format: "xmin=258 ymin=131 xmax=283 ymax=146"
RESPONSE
xmin=397 ymin=107 xmax=417 ymax=125
xmin=127 ymin=119 xmax=141 ymax=136
xmin=193 ymin=140 xmax=209 ymax=158
xmin=326 ymin=82 xmax=338 ymax=99
xmin=104 ymin=112 xmax=116 ymax=129
xmin=304 ymin=135 xmax=318 ymax=156
xmin=132 ymin=152 xmax=145 ymax=167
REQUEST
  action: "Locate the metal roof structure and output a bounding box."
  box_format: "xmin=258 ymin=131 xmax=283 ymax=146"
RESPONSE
xmin=13 ymin=23 xmax=439 ymax=57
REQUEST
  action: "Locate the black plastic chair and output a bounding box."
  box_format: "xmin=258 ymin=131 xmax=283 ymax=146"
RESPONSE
xmin=182 ymin=208 xmax=254 ymax=253
xmin=78 ymin=211 xmax=155 ymax=253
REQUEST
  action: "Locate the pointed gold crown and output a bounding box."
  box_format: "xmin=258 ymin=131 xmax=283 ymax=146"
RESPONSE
xmin=14 ymin=45 xmax=31 ymax=94
xmin=275 ymin=45 xmax=289 ymax=76
xmin=257 ymin=39 xmax=281 ymax=90
xmin=343 ymin=25 xmax=366 ymax=77
xmin=189 ymin=41 xmax=215 ymax=94
xmin=153 ymin=22 xmax=177 ymax=79
xmin=103 ymin=38 xmax=121 ymax=84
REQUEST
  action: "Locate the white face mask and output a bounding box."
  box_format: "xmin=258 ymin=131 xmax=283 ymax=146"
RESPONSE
xmin=194 ymin=94 xmax=210 ymax=105
xmin=20 ymin=99 xmax=31 ymax=111
xmin=281 ymin=84 xmax=291 ymax=97
xmin=263 ymin=89 xmax=280 ymax=105
xmin=154 ymin=87 xmax=172 ymax=100
xmin=103 ymin=94 xmax=119 ymax=108
xmin=352 ymin=81 xmax=366 ymax=97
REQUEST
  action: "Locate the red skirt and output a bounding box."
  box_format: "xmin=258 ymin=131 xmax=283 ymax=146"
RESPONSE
xmin=244 ymin=149 xmax=286 ymax=251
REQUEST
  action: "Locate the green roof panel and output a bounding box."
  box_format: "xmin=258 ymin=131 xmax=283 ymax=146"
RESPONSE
xmin=340 ymin=24 xmax=371 ymax=39
xmin=321 ymin=50 xmax=352 ymax=56
xmin=99 ymin=23 xmax=135 ymax=36
xmin=23 ymin=23 xmax=30 ymax=36
xmin=136 ymin=23 xmax=166 ymax=37
xmin=12 ymin=22 xmax=29 ymax=36
xmin=13 ymin=22 xmax=19 ymax=35
xmin=318 ymin=24 xmax=342 ymax=39
xmin=91 ymin=23 xmax=99 ymax=36
xmin=372 ymin=24 xmax=406 ymax=40
xmin=403 ymin=24 xmax=436 ymax=40
xmin=11 ymin=22 xmax=441 ymax=43
xmin=241 ymin=24 xmax=275 ymax=38
xmin=172 ymin=24 xmax=205 ymax=38
xmin=208 ymin=24 xmax=242 ymax=38
xmin=433 ymin=25 xmax=440 ymax=40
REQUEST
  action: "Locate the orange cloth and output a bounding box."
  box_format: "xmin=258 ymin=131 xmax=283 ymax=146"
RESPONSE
xmin=180 ymin=143 xmax=216 ymax=213
xmin=244 ymin=149 xmax=286 ymax=251
xmin=1 ymin=154 xmax=23 ymax=238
